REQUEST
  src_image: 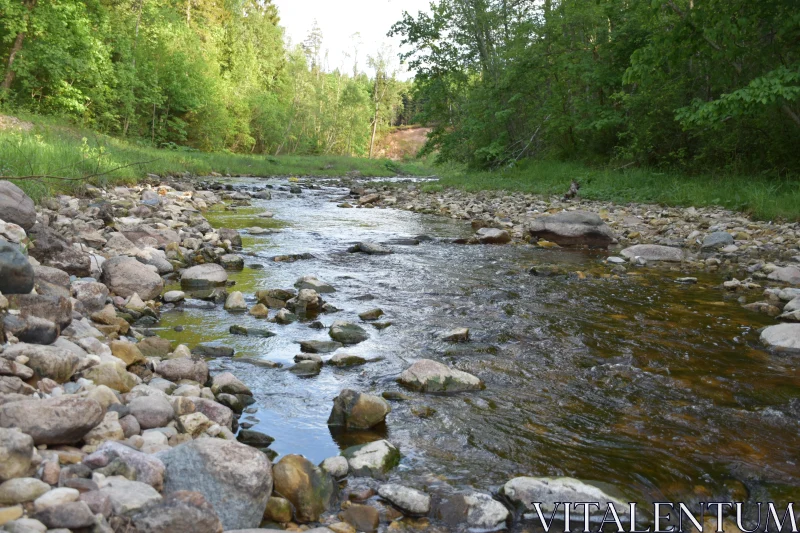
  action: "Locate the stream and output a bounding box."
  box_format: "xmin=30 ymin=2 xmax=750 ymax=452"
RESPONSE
xmin=156 ymin=177 xmax=799 ymax=513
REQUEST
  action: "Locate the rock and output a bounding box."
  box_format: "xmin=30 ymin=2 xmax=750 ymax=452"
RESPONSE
xmin=26 ymin=224 xmax=91 ymax=277
xmin=137 ymin=336 xmax=173 ymax=358
xmin=128 ymin=395 xmax=175 ymax=429
xmin=211 ymin=372 xmax=251 ymax=396
xmin=0 ymin=505 xmax=23 ymax=525
xmin=348 ymin=242 xmax=392 ymax=255
xmin=0 ymin=396 xmax=104 ymax=445
xmin=320 ymin=456 xmax=348 ymax=478
xmin=785 ymin=297 xmax=800 ymax=313
xmin=34 ymin=501 xmax=95 ymax=529
xmin=82 ymin=363 xmax=138 ymax=393
xmin=378 ymin=484 xmax=430 ymax=516
xmin=341 ymin=440 xmax=400 ymax=478
xmin=156 ymin=357 xmax=208 ymax=384
xmin=83 ymin=441 xmax=165 ymax=490
xmin=163 ymin=290 xmax=185 ymax=303
xmin=329 ymin=321 xmax=368 ymax=345
xmin=476 ymin=228 xmax=511 ymax=244
xmin=442 ymin=327 xmax=469 ymax=342
xmin=157 ymin=438 xmax=272 ymax=530
xmin=2 ymin=343 xmax=81 ymax=383
xmin=0 ymin=478 xmax=50 ymax=505
xmin=272 ymin=454 xmax=334 ymax=523
xmin=290 ymin=360 xmax=322 ymax=376
xmin=286 ymin=289 xmax=323 ymax=314
xmin=500 ymin=476 xmax=627 ymax=519
xmin=398 ymin=359 xmax=484 ymax=393
xmin=0 ymin=221 xmax=26 ymax=245
xmin=33 ymin=487 xmax=80 ymax=511
xmin=180 ymin=264 xmax=228 ymax=289
xmin=120 ymin=225 xmax=180 ymax=248
xmin=220 ymin=254 xmax=244 ymax=271
xmin=436 ymin=492 xmax=509 ymax=532
xmin=236 ymin=429 xmax=274 ymax=448
xmin=102 ymin=256 xmax=164 ymax=300
xmin=760 ymin=323 xmax=800 ymax=351
xmin=191 ymin=399 xmax=233 ymax=429
xmin=2 ymin=517 xmax=47 ymax=532
xmin=263 ymin=495 xmax=292 ymax=523
xmin=768 ymin=266 xmax=800 ymax=285
xmin=358 ymin=309 xmax=383 ymax=321
xmin=248 ymin=303 xmax=269 ymax=318
xmin=300 ymin=340 xmax=343 ymax=354
xmin=131 ymin=490 xmax=223 ymax=533
xmin=701 ymin=232 xmax=734 ymax=250
xmin=0 ymin=429 xmax=34 ymax=482
xmin=340 ymin=503 xmax=379 ymax=532
xmin=218 ymin=228 xmax=242 ymax=248
xmin=620 ymin=244 xmax=683 ymax=262
xmin=191 ymin=344 xmax=233 ymax=358
xmin=0 ymin=376 xmax=34 ymax=395
xmin=0 ymin=183 xmax=35 ymax=230
xmin=527 ymin=212 xmax=616 ymax=248
xmin=83 ymin=411 xmax=125 ymax=446
xmin=110 ymin=340 xmax=146 ymax=366
xmin=2 ymin=315 xmax=57 ymax=345
xmin=99 ymin=476 xmax=162 ymax=515
xmin=328 ymin=353 xmax=367 ymax=367
xmin=0 ymin=240 xmax=34 ymax=295
xmin=72 ymin=282 xmax=109 ymax=314
xmin=178 ymin=412 xmax=213 ymax=437
xmin=328 ymin=390 xmax=390 ymax=430
xmin=224 ymin=291 xmax=247 ymax=312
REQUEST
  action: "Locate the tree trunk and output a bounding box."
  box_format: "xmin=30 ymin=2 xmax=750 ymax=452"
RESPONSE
xmin=2 ymin=0 xmax=38 ymax=92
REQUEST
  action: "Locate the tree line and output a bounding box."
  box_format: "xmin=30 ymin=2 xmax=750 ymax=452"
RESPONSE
xmin=391 ymin=0 xmax=800 ymax=174
xmin=0 ymin=0 xmax=410 ymax=156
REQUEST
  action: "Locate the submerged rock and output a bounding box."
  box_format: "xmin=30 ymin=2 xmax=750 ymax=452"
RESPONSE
xmin=272 ymin=454 xmax=334 ymax=523
xmin=620 ymin=244 xmax=684 ymax=262
xmin=295 ymin=276 xmax=335 ymax=293
xmin=328 ymin=389 xmax=390 ymax=430
xmin=476 ymin=228 xmax=511 ymax=244
xmin=300 ymin=340 xmax=343 ymax=353
xmin=348 ymin=241 xmax=393 ymax=255
xmin=398 ymin=359 xmax=484 ymax=393
xmin=329 ymin=321 xmax=369 ymax=345
xmin=527 ymin=211 xmax=616 ymax=248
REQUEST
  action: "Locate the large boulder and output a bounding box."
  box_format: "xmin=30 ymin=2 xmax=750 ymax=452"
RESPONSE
xmin=0 ymin=182 xmax=36 ymax=230
xmin=398 ymin=359 xmax=484 ymax=393
xmin=500 ymin=476 xmax=627 ymax=520
xmin=620 ymin=244 xmax=683 ymax=263
xmin=26 ymin=224 xmax=91 ymax=277
xmin=102 ymin=256 xmax=164 ymax=300
xmin=0 ymin=429 xmax=34 ymax=481
xmin=130 ymin=490 xmax=223 ymax=533
xmin=436 ymin=491 xmax=509 ymax=532
xmin=0 ymin=343 xmax=80 ymax=383
xmin=327 ymin=389 xmax=390 ymax=430
xmin=0 ymin=396 xmax=104 ymax=445
xmin=761 ymin=323 xmax=800 ymax=351
xmin=0 ymin=240 xmax=34 ymax=295
xmin=157 ymin=439 xmax=272 ymax=530
xmin=341 ymin=440 xmax=400 ymax=479
xmin=329 ymin=321 xmax=369 ymax=345
xmin=7 ymin=294 xmax=72 ymax=331
xmin=180 ymin=264 xmax=228 ymax=290
xmin=527 ymin=211 xmax=616 ymax=248
xmin=272 ymin=454 xmax=334 ymax=523
xmin=768 ymin=266 xmax=800 ymax=285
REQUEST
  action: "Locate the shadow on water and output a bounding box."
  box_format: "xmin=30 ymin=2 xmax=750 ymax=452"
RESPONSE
xmin=157 ymin=178 xmax=800 ymax=508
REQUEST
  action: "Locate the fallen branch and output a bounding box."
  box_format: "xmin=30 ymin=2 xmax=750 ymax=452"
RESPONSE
xmin=0 ymin=158 xmax=159 ymax=181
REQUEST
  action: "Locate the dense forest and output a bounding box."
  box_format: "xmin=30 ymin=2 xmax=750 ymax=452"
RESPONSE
xmin=392 ymin=0 xmax=800 ymax=174
xmin=0 ymin=0 xmax=411 ymax=156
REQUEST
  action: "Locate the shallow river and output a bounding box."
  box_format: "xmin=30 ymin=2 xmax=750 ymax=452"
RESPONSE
xmin=157 ymin=178 xmax=799 ymax=512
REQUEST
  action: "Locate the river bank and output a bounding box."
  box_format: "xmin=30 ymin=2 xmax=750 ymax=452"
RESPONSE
xmin=0 ymin=174 xmax=798 ymax=532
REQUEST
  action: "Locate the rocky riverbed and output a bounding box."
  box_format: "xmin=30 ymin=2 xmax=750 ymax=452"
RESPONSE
xmin=0 ymin=175 xmax=798 ymax=533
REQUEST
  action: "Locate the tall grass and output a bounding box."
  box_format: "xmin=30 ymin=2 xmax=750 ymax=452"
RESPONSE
xmin=0 ymin=116 xmax=431 ymax=202
xmin=432 ymin=160 xmax=800 ymax=221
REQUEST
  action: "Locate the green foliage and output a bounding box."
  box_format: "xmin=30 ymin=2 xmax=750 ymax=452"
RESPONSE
xmin=0 ymin=0 xmax=411 ymax=156
xmin=392 ymin=0 xmax=800 ymax=174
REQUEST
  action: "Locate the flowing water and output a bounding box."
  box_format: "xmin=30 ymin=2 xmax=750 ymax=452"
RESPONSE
xmin=157 ymin=178 xmax=799 ymax=515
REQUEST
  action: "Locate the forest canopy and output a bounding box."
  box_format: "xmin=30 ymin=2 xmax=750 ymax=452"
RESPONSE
xmin=0 ymin=0 xmax=410 ymax=156
xmin=390 ymin=0 xmax=800 ymax=174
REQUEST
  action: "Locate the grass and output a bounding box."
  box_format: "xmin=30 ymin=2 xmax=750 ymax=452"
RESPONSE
xmin=0 ymin=113 xmax=431 ymax=202
xmin=432 ymin=159 xmax=800 ymax=221
xmin=2 ymin=112 xmax=798 ymax=220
